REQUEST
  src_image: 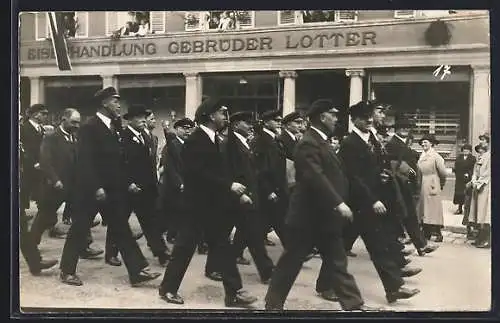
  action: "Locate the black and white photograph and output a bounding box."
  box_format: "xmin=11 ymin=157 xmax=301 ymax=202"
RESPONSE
xmin=16 ymin=9 xmax=491 ymax=313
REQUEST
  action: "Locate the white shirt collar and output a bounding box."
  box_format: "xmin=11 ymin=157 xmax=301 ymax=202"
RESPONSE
xmin=285 ymin=129 xmax=296 ymax=141
xmin=199 ymin=124 xmax=216 ymax=144
xmin=394 ymin=134 xmax=407 ymax=144
xmin=29 ymin=119 xmax=41 ymax=131
xmin=143 ymin=128 xmax=151 ymax=136
xmin=59 ymin=125 xmax=71 ymax=137
xmin=352 ymin=126 xmax=371 ymax=144
xmin=96 ymin=112 xmax=112 ymax=130
xmin=127 ymin=125 xmax=142 ymax=138
xmin=263 ymin=128 xmax=276 ymax=139
xmin=310 ymin=126 xmax=328 ymax=141
xmin=176 ymin=136 xmax=184 ymax=145
xmin=234 ymin=131 xmax=250 ymax=150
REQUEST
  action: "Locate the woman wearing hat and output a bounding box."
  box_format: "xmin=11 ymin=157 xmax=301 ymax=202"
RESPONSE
xmin=416 ymin=133 xmax=448 ymax=242
xmin=452 ymin=144 xmax=476 ymax=214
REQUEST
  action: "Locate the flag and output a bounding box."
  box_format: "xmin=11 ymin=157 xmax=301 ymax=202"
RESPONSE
xmin=47 ymin=12 xmax=72 ymax=71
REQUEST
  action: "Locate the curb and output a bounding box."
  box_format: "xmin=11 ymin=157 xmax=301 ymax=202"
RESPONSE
xmin=443 ymin=225 xmax=467 ymax=235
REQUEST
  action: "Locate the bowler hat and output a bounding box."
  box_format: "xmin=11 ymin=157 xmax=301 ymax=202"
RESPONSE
xmin=94 ymin=86 xmax=120 ymax=102
xmin=173 ymin=117 xmax=195 ymax=128
xmin=194 ymin=97 xmax=227 ymax=122
xmin=418 ymin=133 xmax=439 ymax=145
xmin=282 ymin=111 xmax=304 ymax=124
xmin=261 ymin=110 xmax=282 ymax=121
xmin=349 ymin=100 xmax=373 ymax=119
xmin=230 ymin=111 xmax=253 ymax=123
xmin=461 ymin=144 xmax=472 ymax=151
xmin=306 ymin=99 xmax=339 ymax=117
xmin=475 ymin=144 xmax=486 ymax=153
xmin=123 ymin=104 xmax=151 ymax=120
xmin=26 ymin=103 xmax=48 ymax=116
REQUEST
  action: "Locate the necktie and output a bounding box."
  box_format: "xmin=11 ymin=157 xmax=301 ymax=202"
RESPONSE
xmin=369 ymin=132 xmax=382 ymax=156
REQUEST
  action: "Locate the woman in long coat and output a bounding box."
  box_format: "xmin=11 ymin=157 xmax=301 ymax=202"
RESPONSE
xmin=452 ymin=144 xmax=476 ymax=214
xmin=416 ymin=134 xmax=448 ymax=242
xmin=467 ymin=143 xmax=491 ymax=248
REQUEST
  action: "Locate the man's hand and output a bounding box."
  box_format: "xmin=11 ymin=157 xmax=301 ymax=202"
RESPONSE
xmin=335 ymin=202 xmax=353 ymax=221
xmin=373 ymin=201 xmax=387 ymax=215
xmin=268 ymin=192 xmax=278 ymax=202
xmin=96 ymin=188 xmax=106 ymax=201
xmin=54 ymin=180 xmax=64 ymax=190
xmin=230 ymin=182 xmax=246 ymax=195
xmin=240 ymin=194 xmax=253 ymax=205
xmin=34 ymin=163 xmax=40 ymax=170
xmin=128 ymin=183 xmax=142 ymax=193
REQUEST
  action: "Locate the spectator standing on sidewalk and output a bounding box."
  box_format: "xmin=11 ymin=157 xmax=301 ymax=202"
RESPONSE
xmin=452 ymin=144 xmax=476 ymax=215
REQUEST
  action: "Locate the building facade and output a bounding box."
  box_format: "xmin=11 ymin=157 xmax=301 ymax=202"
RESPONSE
xmin=19 ymin=10 xmax=490 ymax=160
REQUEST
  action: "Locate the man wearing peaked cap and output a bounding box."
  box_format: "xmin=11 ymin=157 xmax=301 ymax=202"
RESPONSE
xmin=173 ymin=117 xmax=196 ymax=129
xmin=94 ymin=86 xmax=120 ymax=101
xmin=194 ymin=96 xmax=228 ymax=124
xmin=230 ymin=111 xmax=253 ymax=124
xmin=123 ymin=104 xmax=151 ymax=120
xmin=307 ymin=99 xmax=340 ymax=117
xmin=280 ymin=111 xmax=305 ymax=160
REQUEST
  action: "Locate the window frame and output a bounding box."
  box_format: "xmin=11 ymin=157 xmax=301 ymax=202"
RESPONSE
xmin=394 ymin=10 xmax=417 ymax=19
xmin=184 ymin=10 xmax=255 ymax=32
xmin=35 ymin=11 xmax=88 ymax=40
xmin=277 ymin=10 xmax=359 ymax=26
xmin=149 ymin=11 xmax=166 ymax=34
xmin=277 ymin=10 xmax=299 ymax=26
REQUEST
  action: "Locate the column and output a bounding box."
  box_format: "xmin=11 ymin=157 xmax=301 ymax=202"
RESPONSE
xmin=183 ymin=72 xmax=203 ymax=120
xmin=29 ymin=76 xmax=45 ymax=106
xmin=470 ymin=65 xmax=491 ymax=147
xmin=279 ymin=70 xmax=297 ymax=116
xmin=101 ymin=74 xmax=118 ymax=89
xmin=345 ymin=69 xmax=365 ymax=132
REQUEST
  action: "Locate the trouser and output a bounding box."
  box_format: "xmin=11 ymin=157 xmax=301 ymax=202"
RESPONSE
xmin=265 ymin=224 xmax=364 ymax=310
xmin=31 ymin=186 xmax=70 ymax=245
xmin=381 ymin=213 xmax=407 ymax=268
xmin=232 ymin=206 xmax=274 ymax=281
xmin=401 ymin=213 xmax=427 ymax=250
xmin=20 ymin=209 xmax=43 ymax=273
xmin=60 ymin=195 xmax=149 ymax=278
xmin=422 ymin=224 xmax=443 ymax=240
xmin=475 ymin=224 xmax=490 ymax=244
xmin=160 ymin=216 xmax=243 ymax=297
xmin=343 ymin=222 xmax=359 ymax=251
xmin=261 ymin=196 xmax=288 ymax=248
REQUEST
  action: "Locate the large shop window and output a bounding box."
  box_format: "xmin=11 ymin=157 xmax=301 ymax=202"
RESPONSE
xmin=35 ymin=12 xmax=88 ymax=40
xmin=105 ymin=11 xmax=166 ymax=36
xmin=184 ymin=11 xmax=255 ymax=31
xmin=277 ymin=10 xmax=358 ymax=25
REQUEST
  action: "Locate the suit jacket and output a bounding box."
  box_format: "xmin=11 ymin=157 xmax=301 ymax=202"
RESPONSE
xmin=226 ymin=131 xmax=260 ymax=209
xmin=279 ymin=130 xmax=298 ymax=161
xmin=163 ymin=136 xmax=185 ymax=193
xmin=453 ymin=154 xmax=476 ymax=192
xmin=122 ymin=127 xmax=158 ymax=196
xmin=143 ymin=130 xmax=159 ymax=169
xmin=72 ymin=115 xmax=126 ymax=206
xmin=252 ymin=130 xmax=288 ymax=200
xmin=20 ymin=120 xmax=44 ymax=174
xmin=39 ymin=127 xmax=77 ymax=188
xmin=286 ymin=129 xmax=349 ymax=231
xmin=182 ymin=127 xmax=232 ymax=222
xmin=337 ymin=131 xmax=384 ymax=213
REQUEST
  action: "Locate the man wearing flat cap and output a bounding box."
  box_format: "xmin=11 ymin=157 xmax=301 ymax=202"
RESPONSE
xmin=279 ymin=111 xmax=304 ymax=160
xmin=252 ymin=110 xmax=289 ymax=249
xmin=226 ymin=111 xmax=275 ymax=282
xmin=159 ymin=97 xmax=257 ymax=307
xmin=59 ymin=87 xmax=161 ymax=287
xmin=338 ymin=100 xmax=420 ymax=304
xmin=452 ymin=143 xmax=476 ymax=215
xmin=105 ymin=104 xmax=170 ymax=267
xmin=266 ymin=99 xmax=374 ymax=311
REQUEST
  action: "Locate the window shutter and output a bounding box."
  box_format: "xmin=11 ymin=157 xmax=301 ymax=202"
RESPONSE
xmin=36 ymin=12 xmax=48 ymax=40
xmin=185 ymin=11 xmax=201 ymax=31
xmin=75 ymin=11 xmax=88 ymax=37
xmin=105 ymin=12 xmax=118 ymax=35
xmin=150 ymin=11 xmax=165 ymax=33
xmin=236 ymin=11 xmax=253 ymax=28
xmin=394 ymin=10 xmax=416 ymax=18
xmin=335 ymin=10 xmax=358 ymax=22
xmin=278 ymin=10 xmax=296 ymax=25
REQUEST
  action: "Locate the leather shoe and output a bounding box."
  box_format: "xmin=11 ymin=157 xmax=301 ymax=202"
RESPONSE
xmin=60 ymin=272 xmax=83 ymax=286
xmin=105 ymin=256 xmax=122 ymax=266
xmin=435 ymin=235 xmax=444 ymax=243
xmin=161 ymin=292 xmax=184 ymax=305
xmin=133 ymin=232 xmax=144 ymax=240
xmin=158 ymin=253 xmax=171 ymax=266
xmin=304 ymin=252 xmax=315 ymax=262
xmin=346 ymin=250 xmax=357 ymax=257
xmin=130 ymin=269 xmax=161 ymax=287
xmin=236 ymin=256 xmax=251 ymax=265
xmin=401 ymin=266 xmax=422 ymax=278
xmin=264 ymin=238 xmax=276 ymax=246
xmin=318 ymin=290 xmax=339 ymax=302
xmin=402 ymin=248 xmax=414 ymax=256
xmin=197 ymin=243 xmax=208 ymax=255
xmin=80 ymin=247 xmax=103 ymax=259
xmin=386 ymin=287 xmax=420 ymax=303
xmin=205 ymin=272 xmax=223 ymax=281
xmin=417 ymin=244 xmax=439 ymax=256
xmin=476 ymin=241 xmax=490 ymax=249
xmin=225 ymin=290 xmax=257 ymax=308
xmin=31 ymin=259 xmax=58 ymax=275
xmin=402 ymin=257 xmax=412 ymax=267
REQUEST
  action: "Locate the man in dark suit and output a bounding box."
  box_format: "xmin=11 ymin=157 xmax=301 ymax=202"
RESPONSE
xmin=227 ymin=111 xmax=275 ymax=283
xmin=105 ymin=104 xmax=170 ymax=267
xmin=20 ymin=103 xmax=49 ymax=217
xmin=337 ymin=101 xmax=420 ymax=304
xmin=452 ymin=144 xmax=476 ymax=214
xmin=265 ymin=100 xmax=372 ymax=311
xmin=279 ymin=112 xmax=304 ymax=160
xmin=59 ymin=87 xmax=161 ymax=287
xmin=158 ymin=98 xmax=257 ymax=307
xmin=252 ymin=110 xmax=288 ymax=248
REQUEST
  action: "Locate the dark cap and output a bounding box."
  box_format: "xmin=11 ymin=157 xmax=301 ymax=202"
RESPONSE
xmin=348 ymin=101 xmax=373 ymax=119
xmin=370 ymin=100 xmax=392 ymax=111
xmin=282 ymin=111 xmax=304 ymax=124
xmin=230 ymin=111 xmax=253 ymax=123
xmin=94 ymin=86 xmax=120 ymax=102
xmin=173 ymin=117 xmax=195 ymax=128
xmin=461 ymin=144 xmax=472 ymax=151
xmin=394 ymin=114 xmax=416 ymax=129
xmin=26 ymin=103 xmax=48 ymax=116
xmin=306 ymin=99 xmax=339 ymax=117
xmin=261 ymin=110 xmax=282 ymax=121
xmin=418 ymin=133 xmax=439 ymax=145
xmin=194 ymin=97 xmax=227 ymax=122
xmin=475 ymin=144 xmax=486 ymax=153
xmin=123 ymin=104 xmax=151 ymax=120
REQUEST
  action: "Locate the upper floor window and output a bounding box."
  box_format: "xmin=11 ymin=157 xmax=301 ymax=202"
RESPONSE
xmin=184 ymin=11 xmax=255 ymax=31
xmin=394 ymin=10 xmax=417 ymax=19
xmin=106 ymin=11 xmax=165 ymax=37
xmin=36 ymin=11 xmax=88 ymax=40
xmin=278 ymin=10 xmax=358 ymax=26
